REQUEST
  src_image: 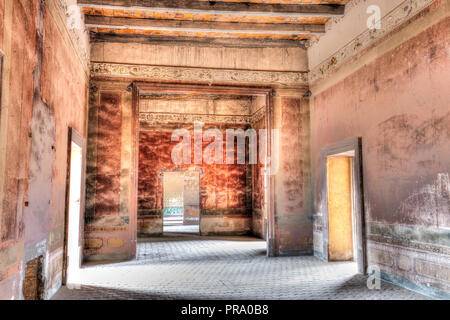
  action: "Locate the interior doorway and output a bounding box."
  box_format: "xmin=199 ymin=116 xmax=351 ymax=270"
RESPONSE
xmin=63 ymin=129 xmax=84 ymax=286
xmin=320 ymin=138 xmax=367 ymax=274
xmin=163 ymin=171 xmax=200 ymax=235
xmin=132 ymin=83 xmax=274 ymax=256
xmin=327 ymin=155 xmax=356 ymax=261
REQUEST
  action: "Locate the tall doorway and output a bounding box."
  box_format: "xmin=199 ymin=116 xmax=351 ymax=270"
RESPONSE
xmin=163 ymin=171 xmax=200 ymax=235
xmin=327 ymin=155 xmax=356 ymax=261
xmin=63 ymin=130 xmax=84 ymax=286
xmin=133 ymin=83 xmax=274 ymax=256
xmin=321 ymin=138 xmax=366 ymax=274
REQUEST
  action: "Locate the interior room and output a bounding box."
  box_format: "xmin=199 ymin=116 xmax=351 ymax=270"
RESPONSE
xmin=0 ymin=0 xmax=448 ymax=301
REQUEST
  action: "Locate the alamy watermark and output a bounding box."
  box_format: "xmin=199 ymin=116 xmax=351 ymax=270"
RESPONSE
xmin=367 ymin=265 xmax=381 ymax=290
xmin=367 ymin=5 xmax=382 ymax=30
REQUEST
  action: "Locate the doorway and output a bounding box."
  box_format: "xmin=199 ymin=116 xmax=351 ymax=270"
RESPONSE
xmin=327 ymin=155 xmax=356 ymax=261
xmin=163 ymin=171 xmax=200 ymax=235
xmin=63 ymin=129 xmax=84 ymax=286
xmin=320 ymin=138 xmax=367 ymax=274
xmin=132 ymin=83 xmax=274 ymax=255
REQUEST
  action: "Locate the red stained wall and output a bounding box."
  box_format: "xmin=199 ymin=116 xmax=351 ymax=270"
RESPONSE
xmin=138 ymin=124 xmax=251 ymax=234
xmin=0 ymin=0 xmax=88 ymax=299
xmin=94 ymin=93 xmax=122 ymax=217
xmin=0 ymin=0 xmax=36 ymax=245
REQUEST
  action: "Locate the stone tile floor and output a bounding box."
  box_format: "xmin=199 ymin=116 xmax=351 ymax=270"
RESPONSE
xmin=53 ymin=234 xmax=429 ymax=300
xmin=164 ymin=224 xmax=200 ymax=234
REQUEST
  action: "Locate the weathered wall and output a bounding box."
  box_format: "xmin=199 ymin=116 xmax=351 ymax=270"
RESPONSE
xmin=84 ymin=81 xmax=135 ymax=262
xmin=327 ymin=157 xmax=354 ymax=261
xmin=138 ymin=122 xmax=252 ymax=237
xmin=0 ymin=0 xmax=36 ymax=300
xmin=311 ymin=5 xmax=450 ymax=297
xmin=273 ymin=94 xmax=313 ymax=256
xmin=94 ymin=92 xmax=122 ymax=219
xmin=0 ymin=0 xmax=88 ymax=300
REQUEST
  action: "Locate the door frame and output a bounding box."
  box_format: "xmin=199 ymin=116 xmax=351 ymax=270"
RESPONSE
xmin=62 ymin=127 xmax=86 ymax=285
xmin=319 ymin=137 xmax=367 ymax=274
xmin=131 ymin=82 xmax=275 ymax=256
xmin=159 ymin=168 xmax=203 ymax=235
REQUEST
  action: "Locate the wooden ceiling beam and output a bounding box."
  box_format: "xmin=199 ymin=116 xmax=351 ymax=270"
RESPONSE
xmin=85 ymin=15 xmax=326 ymax=35
xmin=78 ymin=1 xmax=345 ymax=18
xmin=90 ymin=33 xmax=308 ymax=48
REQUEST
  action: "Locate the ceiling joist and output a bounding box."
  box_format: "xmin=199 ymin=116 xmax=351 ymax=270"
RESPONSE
xmin=90 ymin=33 xmax=309 ymax=48
xmin=78 ymin=0 xmax=345 ymax=18
xmin=78 ymin=0 xmax=348 ymax=46
xmin=85 ymin=15 xmax=326 ymax=35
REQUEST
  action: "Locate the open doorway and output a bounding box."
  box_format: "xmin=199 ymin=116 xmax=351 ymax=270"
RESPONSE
xmin=321 ymin=138 xmax=367 ymax=274
xmin=163 ymin=171 xmax=200 ymax=235
xmin=327 ymin=154 xmax=356 ymax=262
xmin=63 ymin=129 xmax=84 ymax=286
xmin=133 ymin=83 xmax=274 ymax=256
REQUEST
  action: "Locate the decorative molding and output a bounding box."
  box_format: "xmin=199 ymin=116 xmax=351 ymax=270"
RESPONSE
xmin=90 ymin=62 xmax=309 ymax=86
xmin=251 ymin=107 xmax=266 ymax=125
xmin=139 ymin=107 xmax=266 ymax=126
xmin=139 ymin=112 xmax=252 ymax=125
xmin=310 ymin=0 xmax=437 ymax=83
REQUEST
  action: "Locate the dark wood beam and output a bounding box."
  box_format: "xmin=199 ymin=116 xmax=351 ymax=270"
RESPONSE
xmin=85 ymin=15 xmax=326 ymax=34
xmin=90 ymin=33 xmax=308 ymax=48
xmin=78 ymin=0 xmax=345 ymax=17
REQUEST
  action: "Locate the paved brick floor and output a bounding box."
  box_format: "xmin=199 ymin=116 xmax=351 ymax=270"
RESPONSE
xmin=53 ymin=234 xmax=428 ymax=300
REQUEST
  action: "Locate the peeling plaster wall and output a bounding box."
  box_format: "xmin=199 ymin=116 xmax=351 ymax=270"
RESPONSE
xmin=311 ymin=10 xmax=450 ymax=297
xmin=0 ymin=0 xmax=88 ymax=300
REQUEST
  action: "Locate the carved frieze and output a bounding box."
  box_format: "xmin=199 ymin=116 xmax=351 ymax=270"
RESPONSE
xmin=139 ymin=104 xmax=267 ymax=125
xmin=251 ymin=107 xmax=266 ymax=125
xmin=139 ymin=112 xmax=252 ymax=125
